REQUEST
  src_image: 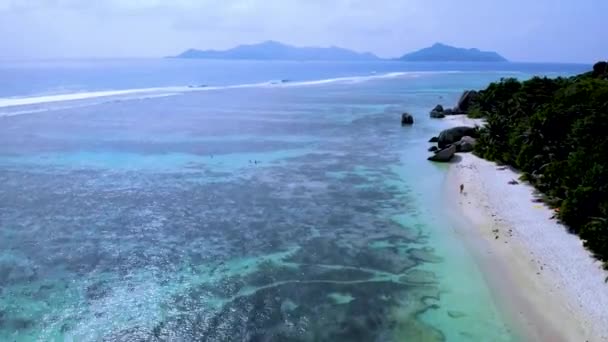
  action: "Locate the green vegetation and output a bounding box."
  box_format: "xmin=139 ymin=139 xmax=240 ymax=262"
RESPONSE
xmin=469 ymin=61 xmax=608 ymax=265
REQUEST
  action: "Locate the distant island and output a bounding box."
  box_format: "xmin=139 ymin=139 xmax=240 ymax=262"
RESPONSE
xmin=173 ymin=41 xmax=508 ymax=62
xmin=173 ymin=41 xmax=379 ymax=61
xmin=398 ymin=43 xmax=508 ymax=62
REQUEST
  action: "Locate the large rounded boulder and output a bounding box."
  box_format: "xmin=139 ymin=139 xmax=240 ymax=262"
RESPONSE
xmin=401 ymin=113 xmax=414 ymax=125
xmin=455 ymin=136 xmax=477 ymax=152
xmin=455 ymin=90 xmax=479 ymax=113
xmin=429 ymin=104 xmax=445 ymax=118
xmin=428 ymin=145 xmax=456 ymax=162
xmin=592 ymin=61 xmax=608 ymax=78
xmin=454 ymin=90 xmax=479 ymax=114
xmin=438 ymin=126 xmax=478 ymax=148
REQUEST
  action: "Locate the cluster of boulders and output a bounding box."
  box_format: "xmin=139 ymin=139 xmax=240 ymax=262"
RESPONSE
xmin=430 ymin=105 xmax=447 ymax=118
xmin=429 ymin=90 xmax=479 ymax=118
xmin=397 ymin=93 xmax=480 ymax=162
xmin=436 ymin=126 xmax=477 ymax=148
xmin=427 ymin=126 xmax=478 ymax=162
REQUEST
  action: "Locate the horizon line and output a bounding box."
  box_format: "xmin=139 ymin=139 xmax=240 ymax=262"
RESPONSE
xmin=0 ymin=56 xmax=595 ymax=65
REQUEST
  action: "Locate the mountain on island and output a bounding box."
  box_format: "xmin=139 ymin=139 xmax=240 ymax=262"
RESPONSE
xmin=398 ymin=43 xmax=508 ymax=62
xmin=174 ymin=41 xmax=379 ymax=61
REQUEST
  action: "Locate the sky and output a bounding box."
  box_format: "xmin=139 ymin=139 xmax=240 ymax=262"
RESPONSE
xmin=0 ymin=0 xmax=605 ymax=63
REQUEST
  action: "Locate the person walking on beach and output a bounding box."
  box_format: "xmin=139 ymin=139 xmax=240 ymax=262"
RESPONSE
xmin=460 ymin=184 xmax=464 ymax=194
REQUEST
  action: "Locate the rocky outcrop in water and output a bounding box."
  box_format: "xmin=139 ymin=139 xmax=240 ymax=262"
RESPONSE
xmin=401 ymin=113 xmax=414 ymax=125
xmin=429 ymin=105 xmax=445 ymax=118
xmin=428 ymin=90 xmax=480 ymax=118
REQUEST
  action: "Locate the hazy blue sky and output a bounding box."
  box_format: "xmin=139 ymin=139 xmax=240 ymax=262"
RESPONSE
xmin=0 ymin=0 xmax=605 ymax=62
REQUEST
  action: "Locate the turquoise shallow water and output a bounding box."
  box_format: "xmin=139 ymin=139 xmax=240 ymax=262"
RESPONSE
xmin=0 ymin=62 xmax=587 ymax=341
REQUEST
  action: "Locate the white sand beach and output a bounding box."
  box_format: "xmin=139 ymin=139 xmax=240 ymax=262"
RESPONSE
xmin=443 ymin=115 xmax=608 ymax=341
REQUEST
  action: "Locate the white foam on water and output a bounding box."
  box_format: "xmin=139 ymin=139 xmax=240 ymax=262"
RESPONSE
xmin=0 ymin=87 xmax=196 ymax=108
xmin=276 ymin=72 xmax=411 ymax=87
xmin=0 ymin=70 xmax=471 ymax=116
xmin=0 ymin=83 xmax=276 ymax=111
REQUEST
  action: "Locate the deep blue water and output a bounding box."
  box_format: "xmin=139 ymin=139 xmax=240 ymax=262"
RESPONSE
xmin=0 ymin=60 xmax=588 ymax=341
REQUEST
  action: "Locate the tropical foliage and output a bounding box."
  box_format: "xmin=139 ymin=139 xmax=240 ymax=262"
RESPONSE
xmin=470 ymin=61 xmax=608 ymax=265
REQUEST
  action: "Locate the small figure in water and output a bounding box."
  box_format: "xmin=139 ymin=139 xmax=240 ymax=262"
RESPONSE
xmin=460 ymin=184 xmax=464 ymax=194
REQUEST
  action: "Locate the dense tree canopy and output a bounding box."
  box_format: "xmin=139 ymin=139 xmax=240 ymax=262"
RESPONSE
xmin=469 ymin=62 xmax=608 ymax=265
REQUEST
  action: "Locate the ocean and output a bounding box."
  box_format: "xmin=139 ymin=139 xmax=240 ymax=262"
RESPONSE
xmin=0 ymin=59 xmax=588 ymax=341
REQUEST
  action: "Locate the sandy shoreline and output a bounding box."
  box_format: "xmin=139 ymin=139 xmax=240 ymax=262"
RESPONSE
xmin=441 ymin=116 xmax=608 ymax=341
